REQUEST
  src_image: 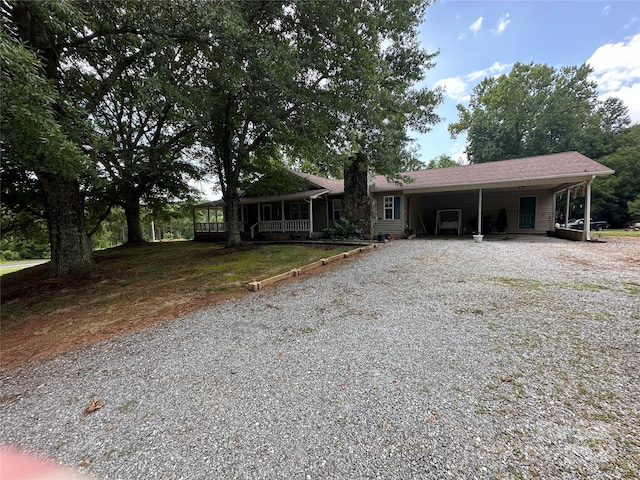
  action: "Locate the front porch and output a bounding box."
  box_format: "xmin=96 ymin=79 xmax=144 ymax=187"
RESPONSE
xmin=193 ymin=201 xmax=317 ymax=241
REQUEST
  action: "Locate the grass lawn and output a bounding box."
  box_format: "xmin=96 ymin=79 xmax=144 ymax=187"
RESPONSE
xmin=595 ymin=229 xmax=640 ymax=238
xmin=0 ymin=241 xmax=356 ymax=370
xmin=0 ymin=267 xmax=24 ymax=276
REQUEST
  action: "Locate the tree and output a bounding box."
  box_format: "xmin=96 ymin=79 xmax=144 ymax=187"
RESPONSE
xmin=1 ymin=3 xmax=94 ymax=275
xmin=591 ymin=124 xmax=640 ymax=227
xmin=3 ymin=0 xmax=226 ymax=273
xmin=628 ymin=195 xmax=640 ymax=222
xmin=324 ymin=1 xmax=442 ymax=237
xmin=425 ymin=154 xmax=458 ymax=169
xmin=89 ymin=61 xmax=201 ymax=244
xmin=448 ymin=62 xmax=631 ymax=164
xmin=196 ymin=0 xmax=442 ymax=246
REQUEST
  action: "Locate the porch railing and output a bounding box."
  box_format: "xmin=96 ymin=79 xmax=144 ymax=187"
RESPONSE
xmin=196 ymin=220 xmax=310 ymax=235
xmin=194 ymin=222 xmax=240 ymax=233
xmin=259 ymin=219 xmax=310 ymax=233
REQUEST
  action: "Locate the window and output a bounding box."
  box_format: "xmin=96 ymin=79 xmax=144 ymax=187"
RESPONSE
xmin=384 ymin=196 xmax=401 ymax=220
xmin=332 ymin=199 xmax=341 ymax=220
xmin=290 ymin=203 xmax=309 ymax=220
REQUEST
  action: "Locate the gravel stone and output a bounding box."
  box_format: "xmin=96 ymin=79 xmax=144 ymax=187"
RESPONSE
xmin=1 ymin=237 xmax=639 ymax=479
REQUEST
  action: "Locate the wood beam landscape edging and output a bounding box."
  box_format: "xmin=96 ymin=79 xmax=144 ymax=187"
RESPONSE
xmin=247 ymin=244 xmax=378 ymax=292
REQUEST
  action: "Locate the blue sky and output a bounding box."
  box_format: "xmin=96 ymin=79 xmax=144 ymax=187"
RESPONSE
xmin=415 ymin=0 xmax=640 ymax=163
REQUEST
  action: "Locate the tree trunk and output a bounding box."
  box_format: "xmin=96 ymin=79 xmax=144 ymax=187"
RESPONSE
xmin=343 ymin=153 xmax=375 ymax=239
xmin=14 ymin=3 xmax=95 ymax=276
xmin=123 ymin=197 xmax=145 ymax=244
xmin=224 ymin=190 xmax=242 ymax=248
xmin=38 ymin=172 xmax=94 ymax=276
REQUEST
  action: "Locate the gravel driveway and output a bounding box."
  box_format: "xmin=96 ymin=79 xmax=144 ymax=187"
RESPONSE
xmin=1 ymin=237 xmax=639 ymax=479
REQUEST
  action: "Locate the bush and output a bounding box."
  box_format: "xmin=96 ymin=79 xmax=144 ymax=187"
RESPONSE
xmin=1 ymin=250 xmax=21 ymax=261
xmin=324 ymin=218 xmax=359 ymax=240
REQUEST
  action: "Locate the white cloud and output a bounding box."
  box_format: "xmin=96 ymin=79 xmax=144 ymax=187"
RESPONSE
xmin=469 ymin=17 xmax=483 ymax=34
xmin=434 ymin=77 xmax=469 ymax=102
xmin=434 ymin=62 xmax=512 ymax=103
xmin=466 ymin=61 xmax=512 ymax=81
xmin=450 ymin=141 xmax=469 ymax=165
xmin=623 ymin=16 xmax=637 ymax=29
xmin=587 ymin=33 xmax=640 ymax=122
xmin=587 ymin=33 xmax=640 ymax=75
xmin=495 ymin=14 xmax=510 ymax=34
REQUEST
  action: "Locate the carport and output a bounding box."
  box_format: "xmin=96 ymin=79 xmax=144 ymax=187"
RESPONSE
xmin=395 ymin=152 xmax=615 ymax=239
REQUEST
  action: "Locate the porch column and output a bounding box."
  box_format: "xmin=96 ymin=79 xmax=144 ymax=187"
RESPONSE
xmin=326 ymin=198 xmax=330 ymax=227
xmin=564 ymin=188 xmax=570 ymax=227
xmin=308 ymin=198 xmax=314 ymax=237
xmin=477 ymin=189 xmax=483 ymax=234
xmin=584 ymin=177 xmax=595 ymax=241
xmin=281 ymin=200 xmax=285 ymax=232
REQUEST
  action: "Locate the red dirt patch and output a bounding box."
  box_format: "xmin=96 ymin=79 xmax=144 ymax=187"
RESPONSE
xmin=0 ymin=242 xmax=357 ymax=370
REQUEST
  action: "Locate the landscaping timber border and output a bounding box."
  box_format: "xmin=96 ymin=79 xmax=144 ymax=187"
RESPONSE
xmin=247 ymin=244 xmax=378 ymax=292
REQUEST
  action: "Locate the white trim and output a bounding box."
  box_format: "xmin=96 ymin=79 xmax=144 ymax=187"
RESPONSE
xmin=585 ymin=176 xmax=595 ymax=240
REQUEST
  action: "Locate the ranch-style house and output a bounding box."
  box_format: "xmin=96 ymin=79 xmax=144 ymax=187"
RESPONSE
xmin=192 ymin=151 xmax=614 ymax=242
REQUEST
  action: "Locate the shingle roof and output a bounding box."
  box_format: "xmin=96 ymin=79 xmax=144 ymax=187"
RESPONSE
xmin=371 ymin=151 xmax=614 ymax=192
xmin=194 ymin=152 xmax=614 ymax=208
xmin=288 ymin=170 xmax=344 ymax=193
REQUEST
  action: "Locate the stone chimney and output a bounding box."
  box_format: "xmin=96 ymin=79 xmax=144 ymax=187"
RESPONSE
xmin=343 ymin=153 xmax=376 ymax=239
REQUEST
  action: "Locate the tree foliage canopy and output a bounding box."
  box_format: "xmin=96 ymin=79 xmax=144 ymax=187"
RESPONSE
xmin=0 ymin=29 xmax=86 ymax=177
xmin=2 ymin=0 xmax=443 ymax=261
xmin=591 ymin=124 xmax=640 ymax=227
xmin=448 ymin=62 xmax=631 ymax=164
xmin=191 ymin=0 xmax=442 ymax=245
xmin=425 ymin=154 xmax=458 ymax=169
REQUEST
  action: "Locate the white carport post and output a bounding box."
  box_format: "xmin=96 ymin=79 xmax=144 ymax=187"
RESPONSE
xmin=564 ymin=188 xmax=570 ymax=227
xmin=584 ymin=176 xmax=595 ymax=241
xmin=477 ymin=188 xmax=483 ymax=234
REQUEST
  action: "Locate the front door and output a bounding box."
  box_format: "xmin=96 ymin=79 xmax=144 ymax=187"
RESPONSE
xmin=262 ymin=204 xmax=272 ymax=221
xmin=519 ymin=197 xmax=536 ymax=229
